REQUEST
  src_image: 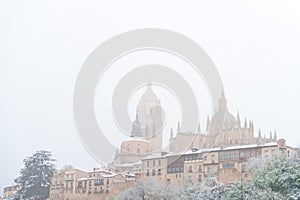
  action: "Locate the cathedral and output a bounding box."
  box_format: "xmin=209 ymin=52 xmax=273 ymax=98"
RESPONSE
xmin=110 ymin=82 xmax=163 ymax=170
xmin=110 ymin=82 xmax=276 ymax=170
xmin=169 ymin=89 xmax=276 ymax=152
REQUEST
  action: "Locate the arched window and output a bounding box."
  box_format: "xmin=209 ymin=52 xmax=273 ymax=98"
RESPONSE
xmin=127 ymin=144 xmax=130 ymax=154
xmin=137 ymin=144 xmax=141 ymax=154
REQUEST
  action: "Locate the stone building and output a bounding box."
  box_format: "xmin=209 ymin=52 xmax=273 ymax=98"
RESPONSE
xmin=49 ymin=167 xmax=134 ymax=200
xmin=136 ymin=82 xmax=163 ymax=152
xmin=141 ymin=139 xmax=297 ymax=186
xmin=110 ymin=82 xmax=162 ymax=171
xmin=3 ymin=185 xmax=19 ymax=199
xmin=99 ymin=81 xmax=297 ymax=191
xmin=169 ymin=89 xmax=276 ymax=152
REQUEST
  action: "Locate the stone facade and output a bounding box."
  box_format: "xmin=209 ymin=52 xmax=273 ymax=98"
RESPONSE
xmin=3 ymin=185 xmax=19 ymax=199
xmin=110 ymin=82 xmax=163 ymax=171
xmin=137 ymin=82 xmax=163 ymax=152
xmin=141 ymin=139 xmax=297 ymax=186
xmin=109 ymin=84 xmax=296 ymax=188
xmin=49 ymin=167 xmax=134 ymax=200
xmin=169 ymin=89 xmax=276 ymax=152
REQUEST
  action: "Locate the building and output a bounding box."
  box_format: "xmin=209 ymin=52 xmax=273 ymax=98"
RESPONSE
xmin=110 ymin=82 xmax=163 ymax=171
xmin=141 ymin=139 xmax=297 ymax=186
xmin=109 ymin=83 xmax=296 ymax=187
xmin=136 ymin=82 xmax=163 ymax=152
xmin=169 ymin=89 xmax=276 ymax=152
xmin=50 ymin=168 xmax=88 ymax=200
xmin=49 ymin=167 xmax=134 ymax=200
xmin=3 ymin=185 xmax=19 ymax=200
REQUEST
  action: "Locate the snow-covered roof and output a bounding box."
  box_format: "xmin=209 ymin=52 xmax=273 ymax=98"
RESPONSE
xmin=142 ymin=152 xmax=169 ymax=160
xmin=89 ymin=169 xmax=111 ymax=174
xmin=141 ymin=142 xmax=297 ymax=161
xmin=77 ymin=177 xmax=94 ymax=181
xmin=114 ymin=162 xmax=136 ymax=167
xmin=102 ymin=173 xmax=118 ymax=178
xmin=134 ymin=160 xmax=142 ymax=165
xmin=223 ymin=142 xmax=278 ymax=150
xmin=122 ymin=137 xmax=150 ymax=143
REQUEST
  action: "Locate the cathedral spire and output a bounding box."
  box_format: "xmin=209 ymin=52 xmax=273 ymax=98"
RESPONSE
xmin=236 ymin=111 xmax=241 ymax=127
xmin=130 ymin=110 xmax=142 ymax=137
xmin=170 ymin=128 xmax=174 ymax=139
xmin=258 ymin=129 xmax=262 ymax=138
xmin=274 ymin=130 xmax=277 ymax=141
xmin=177 ymin=122 xmax=181 ymax=133
xmin=197 ymin=122 xmax=201 ymax=133
xmin=146 ymin=80 xmax=153 ymax=92
xmin=269 ymin=131 xmax=273 ymax=140
xmin=244 ymin=118 xmax=247 ymax=128
xmin=218 ymin=87 xmax=228 ymax=113
xmin=206 ymin=116 xmax=210 ymax=132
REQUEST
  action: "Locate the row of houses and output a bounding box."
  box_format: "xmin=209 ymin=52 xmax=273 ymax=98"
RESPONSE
xmin=49 ymin=167 xmax=135 ymax=200
xmin=3 ymin=139 xmax=296 ymax=200
xmin=140 ymin=139 xmax=297 ymax=186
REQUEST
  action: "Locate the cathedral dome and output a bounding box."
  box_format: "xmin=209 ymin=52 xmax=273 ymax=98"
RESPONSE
xmin=120 ymin=138 xmax=151 ymax=155
xmin=140 ymin=82 xmax=159 ymax=102
xmin=208 ymin=89 xmax=236 ymax=134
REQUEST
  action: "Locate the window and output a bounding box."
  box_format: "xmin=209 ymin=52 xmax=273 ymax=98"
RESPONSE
xmin=94 ymin=179 xmax=104 ymax=186
xmin=158 ymin=169 xmax=161 ymax=175
xmin=167 ymin=179 xmax=171 ymax=184
xmin=158 ymin=159 xmax=161 ymax=166
xmin=198 ymin=175 xmax=202 ymax=182
xmin=106 ymin=179 xmax=109 ymax=185
xmin=188 ymin=175 xmax=192 ymax=184
xmin=146 ymin=170 xmax=150 ymax=176
xmin=188 ymin=166 xmax=192 ymax=173
xmin=171 ymin=167 xmax=175 ymax=173
xmin=180 ymin=166 xmax=184 ymax=172
xmin=167 ymin=168 xmax=171 ymax=173
xmin=211 ymin=155 xmax=216 ymax=162
xmin=147 ymin=161 xmax=149 ymax=167
xmin=198 ymin=165 xmax=202 ymax=172
xmin=153 ymin=160 xmax=155 ymax=166
xmin=223 ymin=163 xmax=234 ymax=169
xmin=242 ymin=164 xmax=246 ymax=173
xmin=127 ymin=144 xmax=130 ymax=154
xmin=152 ymin=169 xmax=156 ymax=176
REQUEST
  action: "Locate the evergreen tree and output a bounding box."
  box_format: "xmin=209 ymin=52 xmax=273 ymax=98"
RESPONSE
xmin=15 ymin=150 xmax=56 ymax=200
xmin=253 ymin=154 xmax=300 ymax=199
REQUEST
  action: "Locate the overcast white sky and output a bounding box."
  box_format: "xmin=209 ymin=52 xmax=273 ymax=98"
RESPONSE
xmin=1 ymin=0 xmax=300 ymax=196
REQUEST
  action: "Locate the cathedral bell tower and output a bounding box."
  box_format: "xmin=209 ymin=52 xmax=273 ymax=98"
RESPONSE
xmin=136 ymin=81 xmax=163 ymax=151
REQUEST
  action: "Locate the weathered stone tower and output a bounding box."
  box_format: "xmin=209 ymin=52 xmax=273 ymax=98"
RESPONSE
xmin=137 ymin=82 xmax=163 ymax=152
